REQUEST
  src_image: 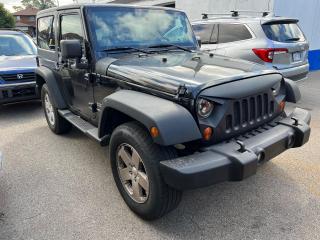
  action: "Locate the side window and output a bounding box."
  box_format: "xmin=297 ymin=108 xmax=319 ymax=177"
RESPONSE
xmin=37 ymin=16 xmax=55 ymax=50
xmin=192 ymin=24 xmax=216 ymax=44
xmin=60 ymin=14 xmax=84 ymax=43
xmin=218 ymin=24 xmax=252 ymax=44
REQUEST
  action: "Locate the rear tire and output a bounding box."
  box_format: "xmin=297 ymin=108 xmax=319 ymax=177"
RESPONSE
xmin=109 ymin=121 xmax=182 ymax=220
xmin=41 ymin=84 xmax=71 ymax=134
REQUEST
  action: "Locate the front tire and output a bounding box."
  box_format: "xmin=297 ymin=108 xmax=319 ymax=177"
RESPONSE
xmin=41 ymin=84 xmax=71 ymax=134
xmin=110 ymin=122 xmax=182 ymax=220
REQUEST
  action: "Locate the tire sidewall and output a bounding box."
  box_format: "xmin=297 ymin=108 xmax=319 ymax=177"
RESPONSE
xmin=110 ymin=123 xmax=171 ymax=219
xmin=41 ymin=84 xmax=58 ymax=132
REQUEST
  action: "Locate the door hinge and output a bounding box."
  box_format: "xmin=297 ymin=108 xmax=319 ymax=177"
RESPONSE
xmin=89 ymin=102 xmax=98 ymax=113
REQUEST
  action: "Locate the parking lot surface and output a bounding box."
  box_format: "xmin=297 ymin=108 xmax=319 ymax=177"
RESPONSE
xmin=0 ymin=72 xmax=319 ymax=240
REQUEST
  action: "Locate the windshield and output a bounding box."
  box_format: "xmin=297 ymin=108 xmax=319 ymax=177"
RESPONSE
xmin=262 ymin=22 xmax=306 ymax=42
xmin=0 ymin=34 xmax=37 ymax=56
xmin=86 ymin=6 xmax=197 ymax=52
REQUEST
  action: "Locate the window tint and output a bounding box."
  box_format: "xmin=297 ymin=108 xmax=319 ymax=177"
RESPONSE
xmin=262 ymin=23 xmax=305 ymax=42
xmin=37 ymin=16 xmax=55 ymax=50
xmin=218 ymin=24 xmax=252 ymax=43
xmin=192 ymin=24 xmax=216 ymax=44
xmin=60 ymin=14 xmax=84 ymax=42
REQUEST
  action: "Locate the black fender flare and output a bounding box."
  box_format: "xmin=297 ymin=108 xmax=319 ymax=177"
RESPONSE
xmin=99 ymin=90 xmax=202 ymax=146
xmin=284 ymin=78 xmax=301 ymax=103
xmin=35 ymin=66 xmax=67 ymax=109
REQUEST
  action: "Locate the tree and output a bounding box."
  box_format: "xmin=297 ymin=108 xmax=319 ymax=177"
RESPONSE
xmin=0 ymin=4 xmax=15 ymax=28
xmin=20 ymin=0 xmax=56 ymax=10
xmin=13 ymin=6 xmax=24 ymax=12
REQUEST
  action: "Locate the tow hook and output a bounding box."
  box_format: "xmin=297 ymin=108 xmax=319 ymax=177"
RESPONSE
xmin=291 ymin=117 xmax=299 ymax=126
xmin=236 ymin=140 xmax=265 ymax=163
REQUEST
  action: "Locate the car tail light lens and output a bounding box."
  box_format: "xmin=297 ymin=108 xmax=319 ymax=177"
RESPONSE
xmin=252 ymin=48 xmax=288 ymax=63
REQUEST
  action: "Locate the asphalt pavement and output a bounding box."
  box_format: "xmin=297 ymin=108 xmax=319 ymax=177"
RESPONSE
xmin=0 ymin=72 xmax=319 ymax=240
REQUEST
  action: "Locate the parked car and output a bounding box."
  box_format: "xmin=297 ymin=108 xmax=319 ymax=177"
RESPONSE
xmin=36 ymin=4 xmax=311 ymax=220
xmin=192 ymin=13 xmax=310 ymax=81
xmin=0 ymin=30 xmax=38 ymax=105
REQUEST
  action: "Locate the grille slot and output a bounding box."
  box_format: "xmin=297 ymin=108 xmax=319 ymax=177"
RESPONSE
xmin=226 ymin=92 xmax=276 ymax=134
xmin=0 ymin=72 xmax=35 ymax=82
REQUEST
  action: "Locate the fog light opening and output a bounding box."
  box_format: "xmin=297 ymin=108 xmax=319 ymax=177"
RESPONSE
xmin=287 ymin=135 xmax=295 ymax=148
xmin=279 ymin=100 xmax=286 ymax=112
xmin=203 ymin=127 xmax=213 ymax=141
xmin=257 ymin=151 xmax=265 ymax=163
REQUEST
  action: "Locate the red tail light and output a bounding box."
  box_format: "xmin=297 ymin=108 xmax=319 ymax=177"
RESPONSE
xmin=252 ymin=48 xmax=288 ymax=63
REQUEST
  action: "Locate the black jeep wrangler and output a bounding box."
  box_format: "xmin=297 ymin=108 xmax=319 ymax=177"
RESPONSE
xmin=36 ymin=4 xmax=311 ymax=220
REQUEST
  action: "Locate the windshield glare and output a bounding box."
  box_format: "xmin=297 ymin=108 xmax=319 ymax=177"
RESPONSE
xmin=0 ymin=34 xmax=37 ymax=56
xmin=86 ymin=7 xmax=197 ymax=52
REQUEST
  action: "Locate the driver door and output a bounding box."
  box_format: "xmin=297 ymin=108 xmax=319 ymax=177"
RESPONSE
xmin=58 ymin=10 xmax=93 ymax=119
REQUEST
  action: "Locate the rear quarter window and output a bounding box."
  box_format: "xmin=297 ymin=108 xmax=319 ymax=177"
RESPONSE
xmin=218 ymin=24 xmax=252 ymax=44
xmin=37 ymin=16 xmax=55 ymax=50
xmin=192 ymin=24 xmax=216 ymax=44
xmin=262 ymin=23 xmax=305 ymax=42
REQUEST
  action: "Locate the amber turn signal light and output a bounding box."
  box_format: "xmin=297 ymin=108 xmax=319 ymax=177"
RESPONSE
xmin=203 ymin=127 xmax=213 ymax=141
xmin=150 ymin=127 xmax=159 ymax=138
xmin=279 ymin=100 xmax=286 ymax=112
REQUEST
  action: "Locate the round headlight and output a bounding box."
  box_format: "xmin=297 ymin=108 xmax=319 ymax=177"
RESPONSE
xmin=272 ymin=81 xmax=281 ymax=96
xmin=197 ymin=98 xmax=214 ymax=118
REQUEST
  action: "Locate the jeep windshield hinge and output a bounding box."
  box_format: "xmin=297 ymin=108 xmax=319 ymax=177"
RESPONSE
xmin=86 ymin=73 xmax=101 ymax=84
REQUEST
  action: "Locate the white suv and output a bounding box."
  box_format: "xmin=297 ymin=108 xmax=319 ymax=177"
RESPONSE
xmin=192 ymin=13 xmax=310 ymax=81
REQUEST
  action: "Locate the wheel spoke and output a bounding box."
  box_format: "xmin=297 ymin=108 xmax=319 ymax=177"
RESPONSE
xmin=132 ymin=180 xmax=141 ymax=200
xmin=119 ymin=167 xmax=131 ymax=181
xmin=137 ymin=171 xmax=149 ymax=192
xmin=131 ymin=150 xmax=140 ymax=168
xmin=118 ymin=147 xmax=132 ymax=167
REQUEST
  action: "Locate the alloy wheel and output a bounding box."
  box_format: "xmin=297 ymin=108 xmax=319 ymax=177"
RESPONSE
xmin=116 ymin=143 xmax=149 ymax=203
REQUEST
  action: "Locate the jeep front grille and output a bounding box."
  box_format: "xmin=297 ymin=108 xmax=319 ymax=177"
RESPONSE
xmin=0 ymin=72 xmax=35 ymax=82
xmin=225 ymin=92 xmax=277 ymax=134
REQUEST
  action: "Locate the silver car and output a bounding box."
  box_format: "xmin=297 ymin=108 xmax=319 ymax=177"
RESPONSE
xmin=192 ymin=14 xmax=309 ymax=81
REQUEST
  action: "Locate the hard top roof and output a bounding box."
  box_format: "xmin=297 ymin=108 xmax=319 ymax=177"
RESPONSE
xmin=37 ymin=3 xmax=183 ymax=16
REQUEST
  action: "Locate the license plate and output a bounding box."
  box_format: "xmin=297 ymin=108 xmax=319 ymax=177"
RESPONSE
xmin=293 ymin=52 xmax=302 ymax=62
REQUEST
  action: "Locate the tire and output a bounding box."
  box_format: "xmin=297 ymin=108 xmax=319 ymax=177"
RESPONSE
xmin=41 ymin=84 xmax=71 ymax=134
xmin=109 ymin=121 xmax=182 ymax=220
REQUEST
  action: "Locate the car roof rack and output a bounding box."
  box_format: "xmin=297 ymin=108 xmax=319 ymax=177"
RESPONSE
xmin=202 ymin=13 xmax=234 ymax=19
xmin=231 ymin=10 xmax=271 ymax=17
xmin=202 ymin=10 xmax=271 ymax=19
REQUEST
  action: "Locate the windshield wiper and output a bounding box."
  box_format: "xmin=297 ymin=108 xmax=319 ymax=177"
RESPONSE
xmin=102 ymin=47 xmax=150 ymax=54
xmin=285 ymin=37 xmax=300 ymax=42
xmin=147 ymin=44 xmax=192 ymax=52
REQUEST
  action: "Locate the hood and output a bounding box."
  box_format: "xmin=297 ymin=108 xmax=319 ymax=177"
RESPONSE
xmin=98 ymin=52 xmax=280 ymax=97
xmin=0 ymin=55 xmax=37 ymax=73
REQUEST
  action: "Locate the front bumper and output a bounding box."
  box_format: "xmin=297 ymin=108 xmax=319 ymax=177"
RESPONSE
xmin=0 ymin=81 xmax=38 ymax=104
xmin=160 ymin=108 xmax=311 ymax=190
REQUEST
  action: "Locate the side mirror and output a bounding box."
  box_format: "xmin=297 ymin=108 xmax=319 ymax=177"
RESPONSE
xmin=196 ymin=36 xmax=201 ymax=48
xmin=60 ymin=39 xmax=82 ymax=60
xmin=60 ymin=39 xmax=88 ymax=69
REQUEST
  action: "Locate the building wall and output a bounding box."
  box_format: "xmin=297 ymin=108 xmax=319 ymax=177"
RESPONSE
xmin=273 ymin=0 xmax=320 ymax=70
xmin=176 ymin=0 xmax=274 ymax=21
